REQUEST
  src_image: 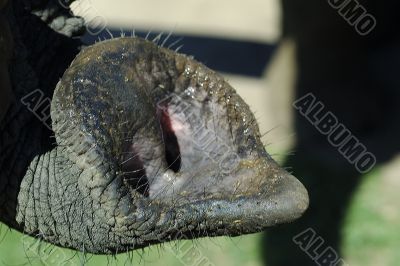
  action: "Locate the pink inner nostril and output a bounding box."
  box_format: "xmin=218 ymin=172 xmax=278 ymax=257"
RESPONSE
xmin=158 ymin=105 xmax=181 ymax=173
xmin=121 ymin=105 xmax=182 ymax=197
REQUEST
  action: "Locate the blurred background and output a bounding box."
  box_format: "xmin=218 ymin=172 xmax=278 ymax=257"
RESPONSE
xmin=1 ymin=0 xmax=400 ymax=265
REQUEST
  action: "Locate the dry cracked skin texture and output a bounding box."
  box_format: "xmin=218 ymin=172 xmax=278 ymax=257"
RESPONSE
xmin=0 ymin=0 xmax=308 ymax=254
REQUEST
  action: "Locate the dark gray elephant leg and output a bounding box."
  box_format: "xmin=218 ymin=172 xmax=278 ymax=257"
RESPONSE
xmin=0 ymin=7 xmax=13 ymax=122
xmin=0 ymin=0 xmax=83 ymax=227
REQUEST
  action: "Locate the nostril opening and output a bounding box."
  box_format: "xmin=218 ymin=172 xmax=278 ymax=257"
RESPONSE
xmin=164 ymin=137 xmax=181 ymax=172
xmin=121 ymin=145 xmax=150 ymax=197
xmin=158 ymin=106 xmax=181 ymax=173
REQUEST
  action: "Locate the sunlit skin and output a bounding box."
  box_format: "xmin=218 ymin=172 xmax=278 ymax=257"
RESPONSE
xmin=1 ymin=0 xmax=308 ymax=255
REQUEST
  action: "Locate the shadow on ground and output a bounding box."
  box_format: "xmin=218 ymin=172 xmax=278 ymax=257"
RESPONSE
xmin=263 ymin=0 xmax=400 ymax=265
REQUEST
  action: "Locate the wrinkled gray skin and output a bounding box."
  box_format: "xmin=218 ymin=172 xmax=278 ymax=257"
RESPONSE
xmin=0 ymin=0 xmax=309 ymax=254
